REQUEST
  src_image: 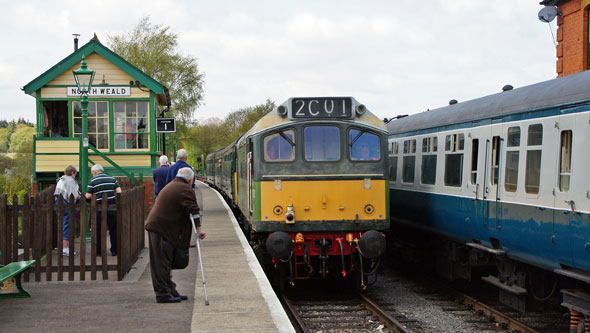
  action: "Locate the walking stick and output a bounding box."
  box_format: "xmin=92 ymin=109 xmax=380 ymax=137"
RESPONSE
xmin=190 ymin=213 xmax=209 ymax=305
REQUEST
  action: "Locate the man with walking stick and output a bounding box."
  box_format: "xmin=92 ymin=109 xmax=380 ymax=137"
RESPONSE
xmin=145 ymin=167 xmax=206 ymax=303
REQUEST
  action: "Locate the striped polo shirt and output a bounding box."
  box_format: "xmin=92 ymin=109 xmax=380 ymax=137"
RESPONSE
xmin=86 ymin=173 xmax=120 ymax=204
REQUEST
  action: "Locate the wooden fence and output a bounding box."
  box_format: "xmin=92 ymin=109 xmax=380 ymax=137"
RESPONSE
xmin=0 ymin=184 xmax=145 ymax=281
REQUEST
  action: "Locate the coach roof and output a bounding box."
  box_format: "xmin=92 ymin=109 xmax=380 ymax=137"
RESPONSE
xmin=387 ymin=69 xmax=590 ymax=135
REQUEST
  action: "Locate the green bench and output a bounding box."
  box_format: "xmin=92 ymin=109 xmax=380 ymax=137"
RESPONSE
xmin=0 ymin=260 xmax=36 ymax=299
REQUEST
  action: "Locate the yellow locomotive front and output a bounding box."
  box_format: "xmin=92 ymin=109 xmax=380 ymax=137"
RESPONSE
xmin=239 ymin=97 xmax=389 ymax=286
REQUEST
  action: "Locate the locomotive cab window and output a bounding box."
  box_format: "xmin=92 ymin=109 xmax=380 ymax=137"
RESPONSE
xmin=264 ymin=129 xmax=295 ymax=162
xmin=305 ymin=126 xmax=340 ymax=161
xmin=349 ymin=129 xmax=380 ymax=161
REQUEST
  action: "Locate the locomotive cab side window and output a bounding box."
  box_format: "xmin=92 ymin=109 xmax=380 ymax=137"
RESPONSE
xmin=559 ymin=130 xmax=573 ymax=192
xmin=264 ymin=130 xmax=295 ymax=162
xmin=504 ymin=126 xmax=520 ymax=192
xmin=444 ymin=133 xmax=464 ymax=187
xmin=305 ymin=126 xmax=340 ymax=161
xmin=349 ymin=129 xmax=380 ymax=161
xmin=525 ymin=124 xmax=543 ymax=194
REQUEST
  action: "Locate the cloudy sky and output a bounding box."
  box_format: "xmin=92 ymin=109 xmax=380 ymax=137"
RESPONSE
xmin=1 ymin=0 xmax=557 ymax=124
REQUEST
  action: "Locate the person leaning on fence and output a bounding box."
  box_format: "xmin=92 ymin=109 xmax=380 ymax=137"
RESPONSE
xmin=165 ymin=149 xmax=195 ymax=188
xmin=145 ymin=167 xmax=206 ymax=303
xmin=153 ymin=155 xmax=169 ymax=199
xmin=85 ymin=164 xmax=122 ymax=257
xmin=54 ymin=165 xmax=81 ymax=257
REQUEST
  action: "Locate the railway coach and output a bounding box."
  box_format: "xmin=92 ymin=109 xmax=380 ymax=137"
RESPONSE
xmin=206 ymin=97 xmax=389 ymax=288
xmin=386 ymin=70 xmax=590 ymax=322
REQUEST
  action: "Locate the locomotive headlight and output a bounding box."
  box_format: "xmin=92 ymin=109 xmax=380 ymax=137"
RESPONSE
xmin=355 ymin=104 xmax=367 ymax=116
xmin=277 ymin=105 xmax=288 ymax=117
xmin=285 ymin=205 xmax=295 ymax=224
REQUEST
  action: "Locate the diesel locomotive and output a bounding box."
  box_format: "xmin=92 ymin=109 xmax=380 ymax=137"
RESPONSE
xmin=205 ymin=97 xmax=389 ymax=288
xmin=386 ymin=70 xmax=590 ymax=323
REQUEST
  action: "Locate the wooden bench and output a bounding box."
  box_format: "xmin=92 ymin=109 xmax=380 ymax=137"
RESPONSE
xmin=0 ymin=260 xmax=36 ymax=299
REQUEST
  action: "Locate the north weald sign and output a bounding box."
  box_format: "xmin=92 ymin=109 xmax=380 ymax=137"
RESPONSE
xmin=156 ymin=118 xmax=176 ymax=133
xmin=66 ymin=86 xmax=131 ymax=96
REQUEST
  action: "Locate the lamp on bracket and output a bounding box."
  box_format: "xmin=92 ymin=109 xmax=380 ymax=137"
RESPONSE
xmin=130 ymin=80 xmax=150 ymax=92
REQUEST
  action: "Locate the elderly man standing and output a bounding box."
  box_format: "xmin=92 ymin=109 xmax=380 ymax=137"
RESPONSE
xmin=145 ymin=167 xmax=206 ymax=303
xmin=85 ymin=164 xmax=122 ymax=257
xmin=153 ymin=155 xmax=169 ymax=199
xmin=165 ymin=149 xmax=195 ymax=188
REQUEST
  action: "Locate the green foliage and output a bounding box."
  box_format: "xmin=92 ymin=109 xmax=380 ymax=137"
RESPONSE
xmin=8 ymin=124 xmax=36 ymax=153
xmin=0 ymin=154 xmax=15 ymax=173
xmin=0 ymin=128 xmax=11 ymax=152
xmin=1 ymin=174 xmax=31 ymax=204
xmin=108 ymin=16 xmax=205 ymax=124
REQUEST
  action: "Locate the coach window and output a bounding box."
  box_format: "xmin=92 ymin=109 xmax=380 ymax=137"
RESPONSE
xmin=264 ymin=129 xmax=295 ymax=162
xmin=504 ymin=126 xmax=520 ymax=192
xmin=402 ymin=139 xmax=416 ymax=183
xmin=388 ymin=142 xmax=399 ymax=182
xmin=470 ymin=139 xmax=479 ymax=184
xmin=73 ymin=101 xmax=109 ymax=149
xmin=525 ymin=124 xmax=543 ymax=194
xmin=491 ymin=136 xmax=500 ymax=185
xmin=444 ymin=133 xmax=464 ymax=187
xmin=559 ymin=130 xmax=572 ymax=191
xmin=305 ymin=126 xmax=340 ymax=161
xmin=421 ymin=137 xmax=437 ymax=185
xmin=113 ymin=101 xmax=149 ymax=150
xmin=349 ymin=129 xmax=380 ymax=161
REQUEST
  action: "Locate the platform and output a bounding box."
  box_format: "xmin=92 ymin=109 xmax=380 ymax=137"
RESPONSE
xmin=0 ymin=181 xmax=294 ymax=333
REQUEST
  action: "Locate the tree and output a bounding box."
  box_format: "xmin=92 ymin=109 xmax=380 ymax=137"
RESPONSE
xmin=108 ymin=16 xmax=205 ymax=123
xmin=8 ymin=124 xmax=36 ymax=153
xmin=0 ymin=127 xmax=11 ymax=152
xmin=223 ymin=99 xmax=275 ymax=142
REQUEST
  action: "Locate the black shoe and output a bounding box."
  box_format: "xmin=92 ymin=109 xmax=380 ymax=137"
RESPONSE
xmin=157 ymin=296 xmax=182 ymax=303
xmin=178 ymin=295 xmax=188 ymax=301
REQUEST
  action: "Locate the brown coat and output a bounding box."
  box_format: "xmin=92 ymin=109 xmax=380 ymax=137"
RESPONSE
xmin=145 ymin=178 xmax=200 ymax=250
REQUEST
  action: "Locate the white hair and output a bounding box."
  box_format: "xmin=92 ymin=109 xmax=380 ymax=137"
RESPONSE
xmin=176 ymin=149 xmax=188 ymax=160
xmin=176 ymin=167 xmax=194 ymax=181
xmin=91 ymin=164 xmax=104 ymax=173
xmin=159 ymin=155 xmax=169 ymax=164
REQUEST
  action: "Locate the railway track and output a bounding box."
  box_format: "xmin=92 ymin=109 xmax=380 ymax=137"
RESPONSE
xmin=280 ymin=290 xmax=417 ymax=332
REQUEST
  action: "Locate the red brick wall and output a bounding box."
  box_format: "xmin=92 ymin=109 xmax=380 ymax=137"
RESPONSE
xmin=143 ymin=177 xmax=155 ymax=217
xmin=556 ymin=0 xmax=589 ymax=76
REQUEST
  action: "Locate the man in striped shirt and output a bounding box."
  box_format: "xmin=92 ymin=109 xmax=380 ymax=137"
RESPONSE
xmin=85 ymin=164 xmax=122 ymax=256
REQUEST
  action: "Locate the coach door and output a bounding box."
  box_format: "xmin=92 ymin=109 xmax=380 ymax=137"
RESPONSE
xmin=553 ymin=113 xmax=583 ymax=268
xmin=483 ymin=122 xmax=503 ymax=231
xmin=468 ymin=122 xmax=488 ymax=239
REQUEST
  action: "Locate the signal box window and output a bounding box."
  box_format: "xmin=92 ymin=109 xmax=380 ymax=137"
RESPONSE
xmin=444 ymin=134 xmax=464 ymax=187
xmin=114 ymin=101 xmax=149 ymax=150
xmin=559 ymin=130 xmax=572 ymax=191
xmin=402 ymin=139 xmax=416 ymax=183
xmin=504 ymin=126 xmax=520 ymax=192
xmin=349 ymin=129 xmax=380 ymax=161
xmin=525 ymin=124 xmax=543 ymax=194
xmin=304 ymin=126 xmax=340 ymax=161
xmin=73 ymin=101 xmax=109 ymax=149
xmin=264 ymin=129 xmax=295 ymax=162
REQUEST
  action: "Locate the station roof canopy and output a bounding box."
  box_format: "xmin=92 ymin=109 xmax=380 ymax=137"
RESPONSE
xmin=23 ymin=35 xmax=169 ymax=106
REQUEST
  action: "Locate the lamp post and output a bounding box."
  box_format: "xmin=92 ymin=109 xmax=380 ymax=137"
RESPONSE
xmin=73 ymin=56 xmax=95 ymax=191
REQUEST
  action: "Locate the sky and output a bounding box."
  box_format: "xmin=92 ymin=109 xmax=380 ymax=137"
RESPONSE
xmin=1 ymin=0 xmax=558 ymax=124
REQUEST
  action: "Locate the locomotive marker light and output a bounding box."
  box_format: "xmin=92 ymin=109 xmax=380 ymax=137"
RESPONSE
xmin=285 ymin=205 xmax=295 ymax=224
xmin=355 ymin=104 xmax=367 ymax=116
xmin=72 ymin=56 xmax=95 ymax=191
